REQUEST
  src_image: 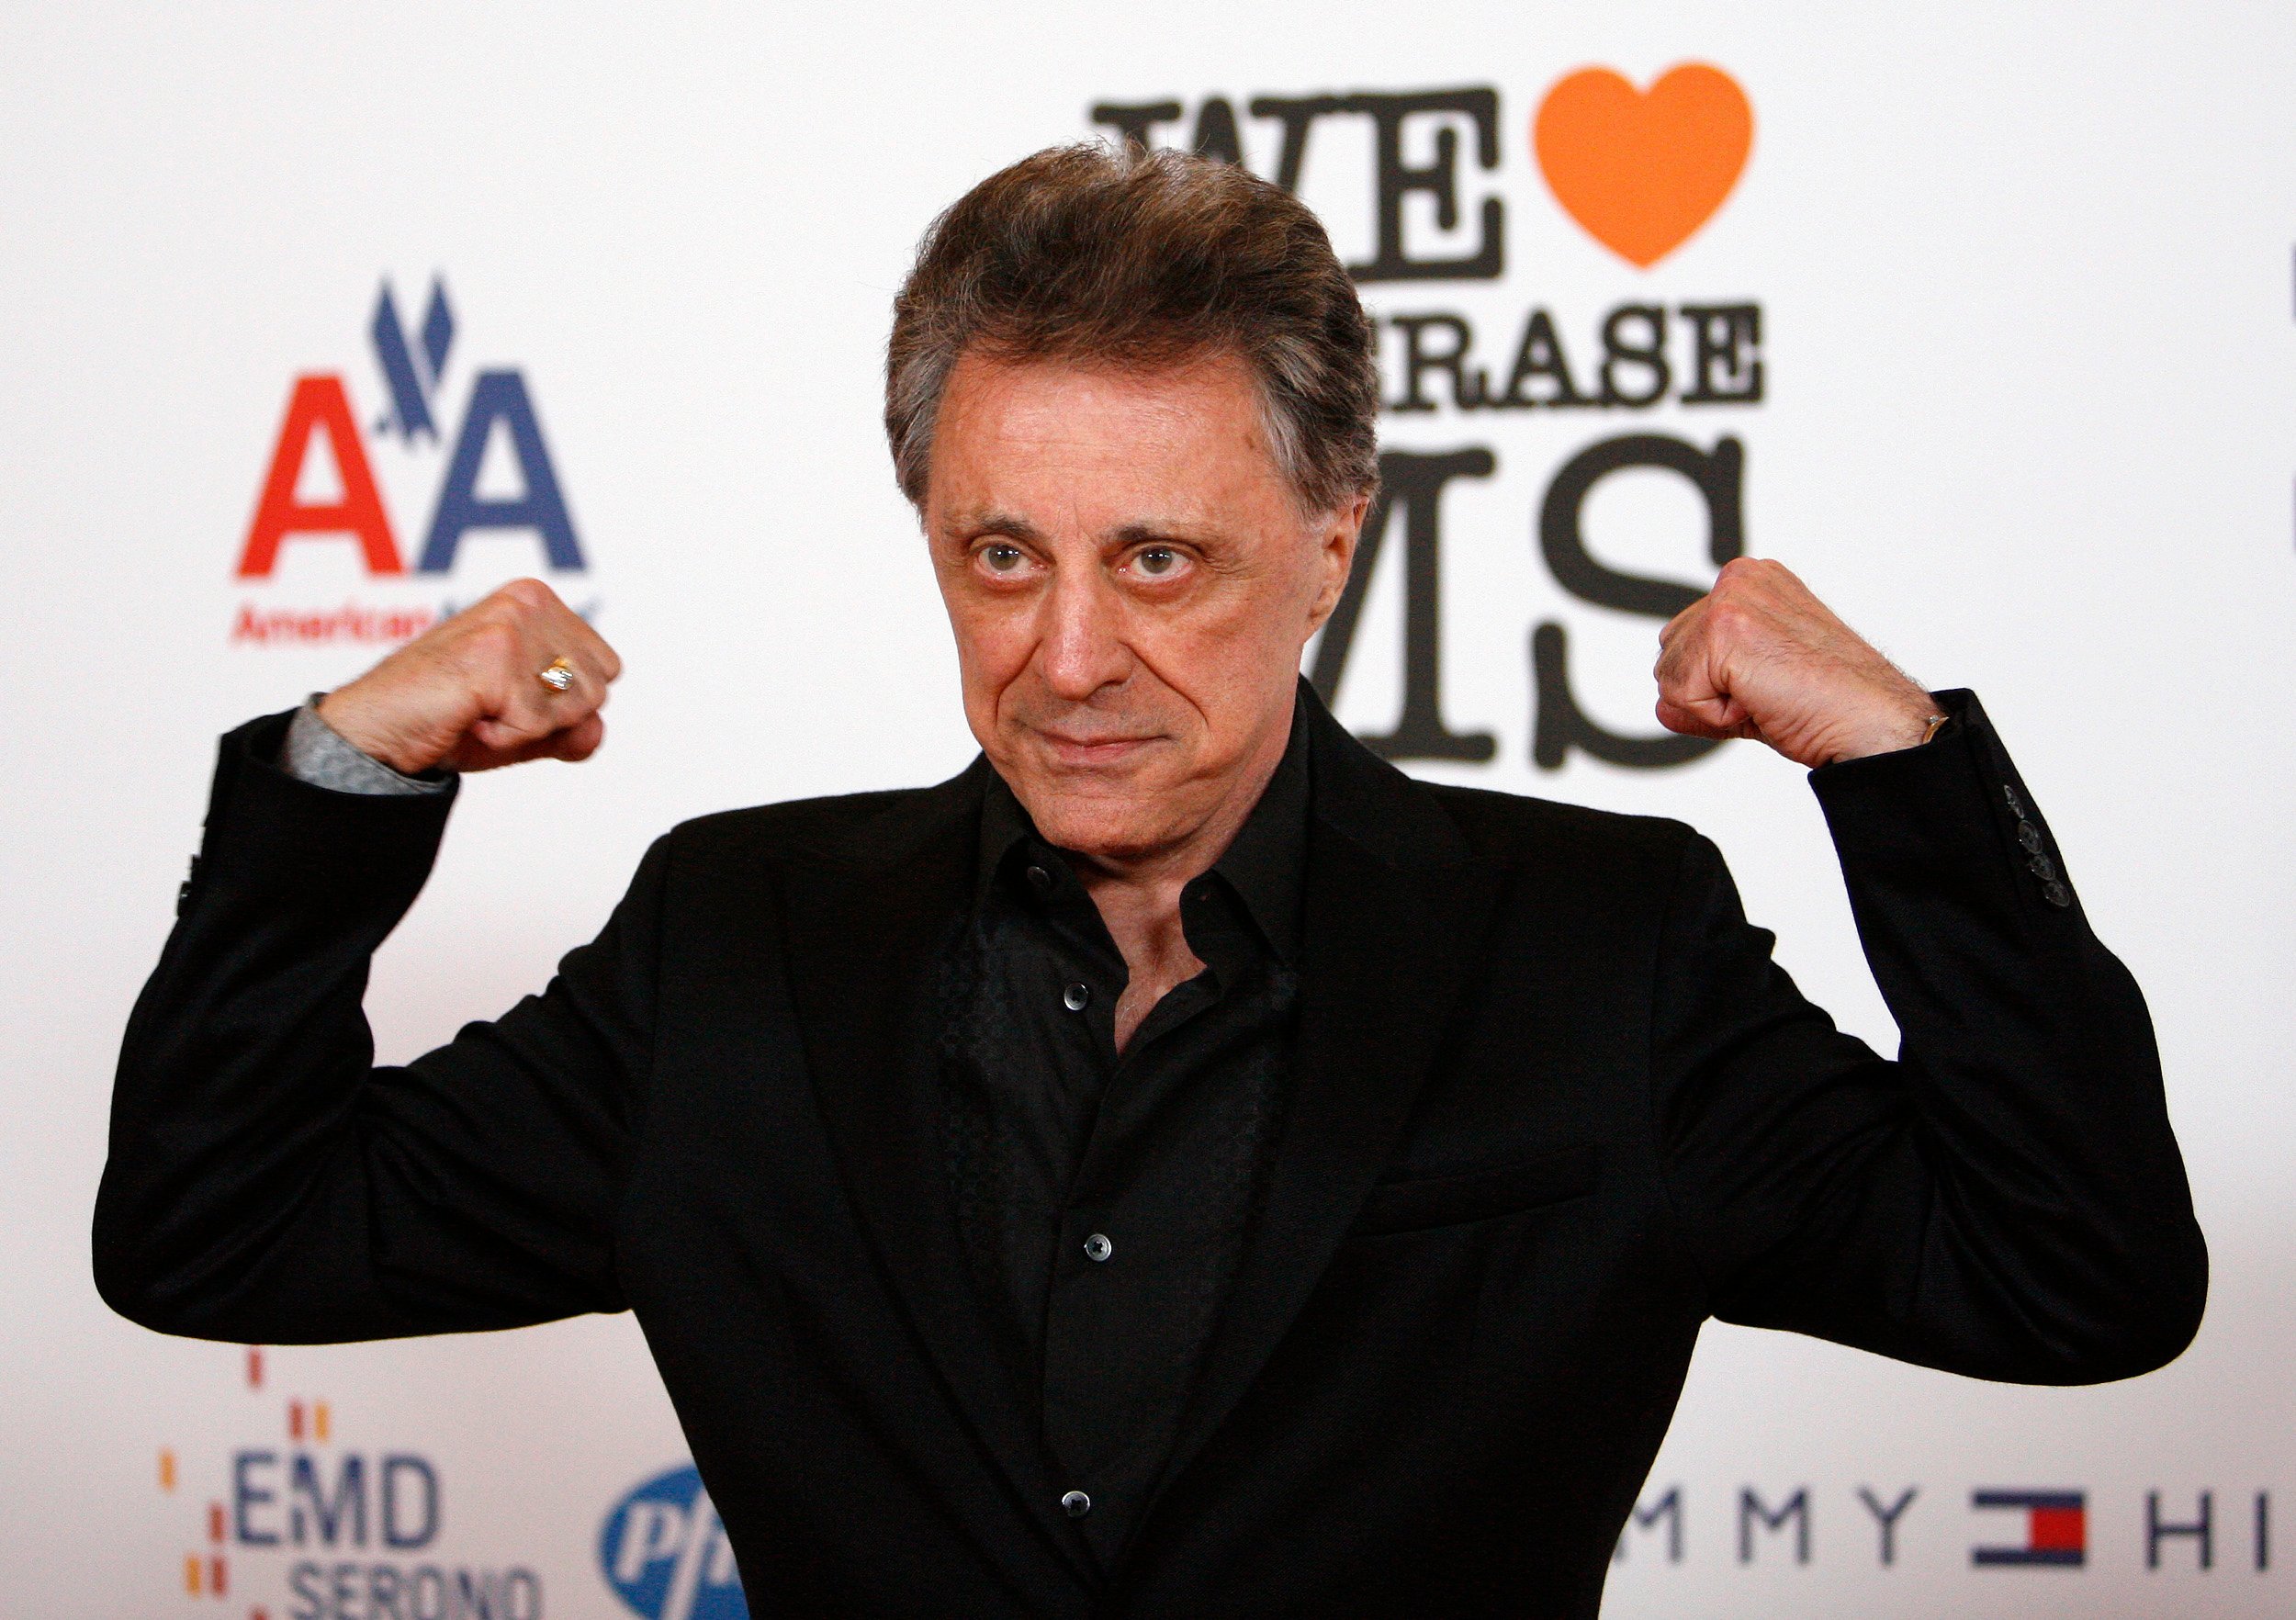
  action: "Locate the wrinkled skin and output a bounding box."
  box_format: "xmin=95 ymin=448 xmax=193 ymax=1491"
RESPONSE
xmin=920 ymin=351 xmax=1366 ymax=1042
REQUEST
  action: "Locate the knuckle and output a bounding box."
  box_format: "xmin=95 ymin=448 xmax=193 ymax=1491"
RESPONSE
xmin=463 ymin=621 xmax=523 ymax=667
xmin=1714 ymin=557 xmax=1775 ymax=595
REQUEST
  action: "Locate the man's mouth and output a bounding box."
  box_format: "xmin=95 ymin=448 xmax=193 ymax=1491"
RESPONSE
xmin=1030 ymin=727 xmax=1159 ymax=767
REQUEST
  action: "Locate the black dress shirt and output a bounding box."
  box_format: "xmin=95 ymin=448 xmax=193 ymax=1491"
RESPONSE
xmin=937 ymin=706 xmax=1309 ymax=1564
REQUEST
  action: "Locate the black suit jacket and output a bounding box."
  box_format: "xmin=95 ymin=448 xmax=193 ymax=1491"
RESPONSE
xmin=96 ymin=689 xmax=2205 ymax=1618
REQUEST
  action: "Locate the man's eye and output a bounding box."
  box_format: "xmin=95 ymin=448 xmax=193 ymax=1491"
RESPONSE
xmin=1135 ymin=547 xmax=1182 ymax=578
xmin=981 ymin=545 xmax=1026 ymax=573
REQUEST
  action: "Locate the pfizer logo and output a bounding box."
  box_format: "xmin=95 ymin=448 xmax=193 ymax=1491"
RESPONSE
xmin=598 ymin=1464 xmax=748 ymax=1620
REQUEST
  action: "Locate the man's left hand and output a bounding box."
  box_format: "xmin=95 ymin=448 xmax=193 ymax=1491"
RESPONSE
xmin=1655 ymin=557 xmax=1941 ymax=769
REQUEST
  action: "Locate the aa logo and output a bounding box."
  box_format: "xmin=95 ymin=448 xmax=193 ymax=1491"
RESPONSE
xmin=236 ymin=277 xmax=582 ymax=579
xmin=599 ymin=1464 xmax=748 ymax=1620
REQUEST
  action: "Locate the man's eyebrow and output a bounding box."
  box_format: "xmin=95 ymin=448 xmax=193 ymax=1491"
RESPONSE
xmin=948 ymin=509 xmax=1048 ymax=544
xmin=1111 ymin=521 xmax=1218 ymax=547
xmin=947 ymin=512 xmax=1220 ymax=549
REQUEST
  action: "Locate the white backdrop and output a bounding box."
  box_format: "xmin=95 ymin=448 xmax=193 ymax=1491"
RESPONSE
xmin=5 ymin=5 xmax=2294 ymax=1616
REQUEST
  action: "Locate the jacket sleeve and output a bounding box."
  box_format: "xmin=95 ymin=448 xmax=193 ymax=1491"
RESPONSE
xmin=1649 ymin=691 xmax=2207 ymax=1383
xmin=93 ymin=711 xmax=665 ymax=1344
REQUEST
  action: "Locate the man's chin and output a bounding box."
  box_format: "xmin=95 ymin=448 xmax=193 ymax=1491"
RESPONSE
xmin=1009 ymin=777 xmax=1185 ymax=864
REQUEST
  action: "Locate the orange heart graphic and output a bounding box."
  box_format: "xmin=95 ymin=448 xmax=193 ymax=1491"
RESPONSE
xmin=1534 ymin=64 xmax=1753 ymax=268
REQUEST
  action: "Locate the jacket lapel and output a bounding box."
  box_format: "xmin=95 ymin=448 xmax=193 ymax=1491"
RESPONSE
xmin=771 ymin=694 xmax=1497 ymax=1579
xmin=772 ymin=765 xmax=1096 ymax=1586
xmin=1143 ymin=694 xmax=1501 ymax=1526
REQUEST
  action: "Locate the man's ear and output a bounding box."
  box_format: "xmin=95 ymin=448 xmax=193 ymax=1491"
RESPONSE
xmin=1304 ymin=490 xmax=1372 ymax=636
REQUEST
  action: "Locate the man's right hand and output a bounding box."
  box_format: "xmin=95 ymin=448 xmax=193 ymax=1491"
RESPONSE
xmin=317 ymin=579 xmax=622 ymax=775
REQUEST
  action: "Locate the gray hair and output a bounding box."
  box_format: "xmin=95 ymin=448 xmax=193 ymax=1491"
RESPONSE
xmin=884 ymin=142 xmax=1380 ymax=515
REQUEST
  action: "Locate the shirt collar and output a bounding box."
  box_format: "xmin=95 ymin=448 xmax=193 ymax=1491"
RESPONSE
xmin=974 ymin=694 xmax=1311 ymax=965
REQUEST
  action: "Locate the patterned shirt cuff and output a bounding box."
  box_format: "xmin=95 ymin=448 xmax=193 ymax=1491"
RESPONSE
xmin=281 ymin=698 xmax=454 ymax=796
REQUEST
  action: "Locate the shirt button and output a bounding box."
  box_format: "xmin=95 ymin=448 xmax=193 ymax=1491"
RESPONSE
xmin=2043 ymin=880 xmax=2072 ymax=908
xmin=1063 ymin=982 xmax=1091 ymax=1012
xmin=1062 ymin=1490 xmax=1092 ymax=1518
xmin=2028 ymin=853 xmax=2056 ymax=882
xmin=1026 ymin=864 xmax=1054 ymax=895
xmin=1084 ymin=1232 xmax=1113 ymax=1263
xmin=2018 ymin=823 xmax=2043 ymax=853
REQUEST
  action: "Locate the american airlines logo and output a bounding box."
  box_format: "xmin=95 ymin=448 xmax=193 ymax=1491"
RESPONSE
xmin=230 ymin=276 xmax=593 ymax=649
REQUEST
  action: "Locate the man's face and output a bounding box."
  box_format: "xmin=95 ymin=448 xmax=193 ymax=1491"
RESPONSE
xmin=924 ymin=350 xmax=1362 ymax=867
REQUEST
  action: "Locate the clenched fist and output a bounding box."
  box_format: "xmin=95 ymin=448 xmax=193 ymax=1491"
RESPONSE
xmin=1655 ymin=558 xmax=1940 ymax=770
xmin=317 ymin=579 xmax=623 ymax=775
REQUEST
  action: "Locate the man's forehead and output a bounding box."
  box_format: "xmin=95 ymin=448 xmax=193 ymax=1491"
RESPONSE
xmin=925 ymin=351 xmax=1307 ymax=538
xmin=947 ymin=344 xmax=1258 ymax=401
xmin=939 ymin=351 xmax=1269 ymax=453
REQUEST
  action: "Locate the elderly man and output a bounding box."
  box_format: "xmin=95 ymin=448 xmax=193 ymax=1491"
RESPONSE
xmin=97 ymin=146 xmax=2204 ymax=1617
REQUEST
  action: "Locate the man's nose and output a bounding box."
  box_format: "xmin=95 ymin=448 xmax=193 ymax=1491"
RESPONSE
xmin=1036 ymin=569 xmax=1133 ymax=701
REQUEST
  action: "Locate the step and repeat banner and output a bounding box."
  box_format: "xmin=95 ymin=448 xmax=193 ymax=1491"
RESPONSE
xmin=5 ymin=6 xmax=2292 ymax=1617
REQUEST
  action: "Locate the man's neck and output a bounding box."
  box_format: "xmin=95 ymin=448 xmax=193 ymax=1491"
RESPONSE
xmin=1069 ymin=719 xmax=1291 ymax=1052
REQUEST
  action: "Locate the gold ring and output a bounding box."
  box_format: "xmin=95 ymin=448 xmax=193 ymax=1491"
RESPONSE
xmin=538 ymin=657 xmax=575 ymax=693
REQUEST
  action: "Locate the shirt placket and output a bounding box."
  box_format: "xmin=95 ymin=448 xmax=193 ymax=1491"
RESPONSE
xmin=1037 ymin=872 xmax=1247 ymax=1547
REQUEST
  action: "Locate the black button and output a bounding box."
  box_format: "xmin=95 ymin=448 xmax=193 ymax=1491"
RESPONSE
xmin=1062 ymin=1491 xmax=1092 ymax=1518
xmin=2018 ymin=823 xmax=2043 ymax=854
xmin=2028 ymin=854 xmax=2056 ymax=882
xmin=1026 ymin=864 xmax=1054 ymax=895
xmin=2003 ymin=783 xmax=2027 ymax=817
xmin=2043 ymin=881 xmax=2071 ymax=908
xmin=1083 ymin=1232 xmax=1113 ymax=1263
xmin=1063 ymin=983 xmax=1091 ymax=1012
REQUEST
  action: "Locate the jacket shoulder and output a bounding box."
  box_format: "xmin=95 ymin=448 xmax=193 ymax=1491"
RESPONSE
xmin=1418 ymin=780 xmax=1703 ymax=881
xmin=655 ymin=771 xmax=977 ymax=872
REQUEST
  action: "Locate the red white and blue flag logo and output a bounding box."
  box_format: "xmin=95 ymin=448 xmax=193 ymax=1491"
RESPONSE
xmin=1972 ymin=1489 xmax=2088 ymax=1567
